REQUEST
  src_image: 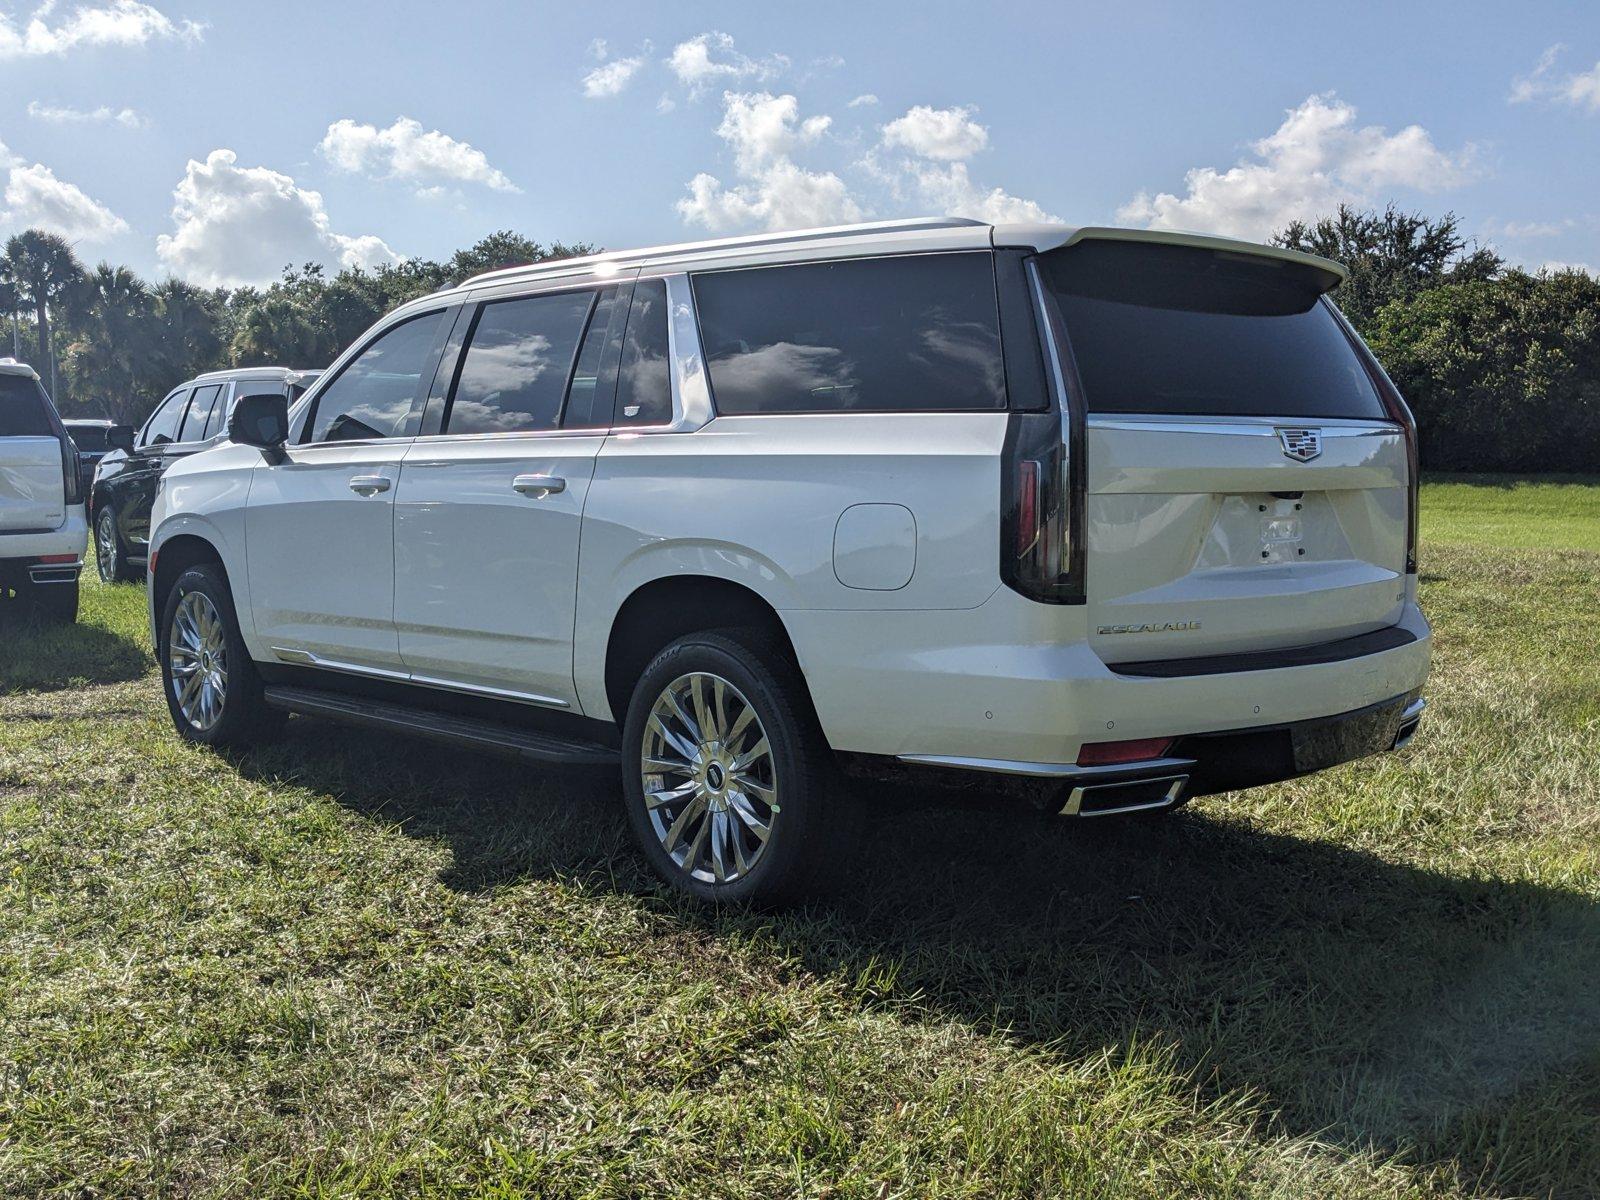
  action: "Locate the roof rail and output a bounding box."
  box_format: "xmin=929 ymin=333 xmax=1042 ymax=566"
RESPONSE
xmin=458 ymin=216 xmax=988 ymax=289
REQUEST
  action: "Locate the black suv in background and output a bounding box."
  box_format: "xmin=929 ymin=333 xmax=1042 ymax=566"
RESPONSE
xmin=92 ymin=367 xmax=320 ymax=582
xmin=63 ymin=419 xmax=119 ymax=496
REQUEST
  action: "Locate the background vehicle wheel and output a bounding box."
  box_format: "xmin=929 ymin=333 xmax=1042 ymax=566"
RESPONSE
xmin=621 ymin=629 xmax=855 ymax=905
xmin=28 ymin=580 xmax=79 ymax=623
xmin=159 ymin=563 xmax=285 ymax=749
xmin=95 ymin=505 xmax=136 ymax=583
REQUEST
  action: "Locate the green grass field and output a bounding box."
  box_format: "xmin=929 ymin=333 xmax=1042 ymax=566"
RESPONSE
xmin=2 ymin=477 xmax=1597 ymax=1198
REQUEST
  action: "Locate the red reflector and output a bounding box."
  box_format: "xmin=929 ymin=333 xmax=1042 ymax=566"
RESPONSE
xmin=1076 ymin=737 xmax=1174 ymax=767
xmin=38 ymin=553 xmax=78 ymax=564
xmin=1016 ymin=459 xmax=1040 ymax=556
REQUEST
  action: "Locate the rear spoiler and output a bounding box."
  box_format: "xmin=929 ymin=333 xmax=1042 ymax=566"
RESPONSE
xmin=991 ymin=224 xmax=1348 ymax=294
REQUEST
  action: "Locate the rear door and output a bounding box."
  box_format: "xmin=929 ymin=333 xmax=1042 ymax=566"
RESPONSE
xmin=0 ymin=372 xmax=66 ymax=532
xmin=1035 ymin=238 xmax=1409 ymax=665
xmin=392 ymin=280 xmax=628 ymax=707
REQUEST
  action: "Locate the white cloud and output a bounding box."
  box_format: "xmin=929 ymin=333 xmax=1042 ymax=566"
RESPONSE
xmin=1510 ymin=44 xmax=1600 ymax=112
xmin=677 ymin=91 xmax=859 ymax=232
xmin=0 ymin=1 xmax=201 ymax=58
xmin=1540 ymin=260 xmax=1597 ymax=276
xmin=582 ymin=55 xmax=643 ymax=98
xmin=906 ymin=161 xmax=1058 ymax=224
xmin=666 ymin=31 xmax=785 ymax=95
xmin=881 ymin=104 xmax=988 ymax=161
xmin=26 ymin=99 xmax=145 ymax=127
xmin=865 ymin=102 xmax=1055 ymax=223
xmin=847 ymin=93 xmax=879 ymax=108
xmin=156 ymin=149 xmax=398 ymax=288
xmin=318 ymin=117 xmax=518 ymax=193
xmin=1118 ymin=93 xmax=1477 ymax=242
xmin=588 ymin=37 xmax=607 ymax=60
xmin=0 ymin=139 xmax=127 ymax=241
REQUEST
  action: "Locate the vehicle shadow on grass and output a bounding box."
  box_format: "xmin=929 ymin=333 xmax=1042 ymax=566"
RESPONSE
xmin=0 ymin=592 xmax=149 ymax=692
xmin=238 ymin=719 xmax=1600 ymax=1199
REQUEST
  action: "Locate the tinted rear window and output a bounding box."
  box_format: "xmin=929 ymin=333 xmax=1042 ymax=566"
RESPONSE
xmin=693 ymin=253 xmax=1006 ymax=415
xmin=66 ymin=425 xmax=109 ymax=450
xmin=1040 ymin=241 xmax=1384 ymax=420
xmin=0 ymin=375 xmax=55 ymax=437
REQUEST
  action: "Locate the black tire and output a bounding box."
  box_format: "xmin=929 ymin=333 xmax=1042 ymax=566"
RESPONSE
xmin=158 ymin=563 xmax=285 ymax=749
xmin=29 ymin=579 xmax=79 ymax=623
xmin=94 ymin=504 xmax=137 ymax=583
xmin=620 ymin=629 xmax=856 ymax=905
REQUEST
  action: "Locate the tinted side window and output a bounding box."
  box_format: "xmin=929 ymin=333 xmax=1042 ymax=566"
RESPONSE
xmin=177 ymin=384 xmax=224 ymax=441
xmin=0 ymin=375 xmax=55 ymax=436
xmin=445 ymin=291 xmax=593 ymax=435
xmin=308 ymin=312 xmax=443 ymax=443
xmin=562 ymin=288 xmax=621 ymax=429
xmin=67 ymin=425 xmax=109 ymax=451
xmin=142 ymin=389 xmax=189 ymax=447
xmin=693 ymin=253 xmax=1006 ymax=415
xmin=616 ymin=279 xmax=672 ymax=425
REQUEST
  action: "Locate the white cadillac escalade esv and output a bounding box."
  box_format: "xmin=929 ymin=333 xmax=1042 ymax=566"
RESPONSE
xmin=148 ymin=218 xmax=1430 ymax=902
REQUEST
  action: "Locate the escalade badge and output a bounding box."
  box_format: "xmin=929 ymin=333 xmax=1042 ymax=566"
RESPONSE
xmin=1277 ymin=427 xmax=1322 ymax=462
xmin=1098 ymin=621 xmax=1203 ymax=635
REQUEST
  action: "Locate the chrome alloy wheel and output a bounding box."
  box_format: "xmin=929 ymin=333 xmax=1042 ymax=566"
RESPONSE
xmin=641 ymin=671 xmax=778 ymax=884
xmin=168 ymin=590 xmax=228 ymax=731
xmin=95 ymin=508 xmax=118 ymax=581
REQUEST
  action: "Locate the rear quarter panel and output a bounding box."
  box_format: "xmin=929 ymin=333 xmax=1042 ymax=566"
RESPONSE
xmin=573 ymin=412 xmax=1008 ymax=720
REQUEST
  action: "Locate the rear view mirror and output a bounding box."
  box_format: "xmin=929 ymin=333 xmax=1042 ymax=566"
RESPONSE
xmin=229 ymin=393 xmax=289 ymax=452
xmin=107 ymin=424 xmax=134 ymax=452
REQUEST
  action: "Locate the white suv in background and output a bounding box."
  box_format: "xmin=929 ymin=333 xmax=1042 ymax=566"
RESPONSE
xmin=1 ymin=358 xmax=86 ymax=621
xmin=148 ymin=218 xmax=1430 ymax=902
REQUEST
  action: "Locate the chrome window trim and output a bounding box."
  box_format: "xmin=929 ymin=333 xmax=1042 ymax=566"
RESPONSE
xmin=1085 ymin=416 xmax=1402 ymax=437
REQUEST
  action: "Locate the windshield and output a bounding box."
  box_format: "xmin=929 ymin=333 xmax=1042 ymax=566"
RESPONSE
xmin=1039 ymin=240 xmax=1385 ymax=420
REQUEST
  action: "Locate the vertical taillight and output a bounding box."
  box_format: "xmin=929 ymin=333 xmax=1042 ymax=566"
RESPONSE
xmin=59 ymin=433 xmax=83 ymax=506
xmin=995 ymin=250 xmax=1085 ymax=604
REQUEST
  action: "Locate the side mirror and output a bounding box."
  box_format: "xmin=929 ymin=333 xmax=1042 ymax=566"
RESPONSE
xmin=107 ymin=424 xmax=135 ymax=452
xmin=229 ymin=393 xmax=290 ymax=453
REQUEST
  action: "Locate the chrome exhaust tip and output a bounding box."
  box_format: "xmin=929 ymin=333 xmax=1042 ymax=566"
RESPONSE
xmin=1060 ymin=774 xmax=1188 ymax=817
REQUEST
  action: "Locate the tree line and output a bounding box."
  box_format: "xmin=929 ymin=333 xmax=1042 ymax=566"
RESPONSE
xmin=3 ymin=209 xmax=1596 ymax=472
xmin=0 ymin=230 xmax=595 ymax=425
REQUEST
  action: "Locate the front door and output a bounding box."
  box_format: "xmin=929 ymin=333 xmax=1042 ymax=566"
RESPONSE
xmin=392 ymin=283 xmax=625 ymax=709
xmin=245 ymin=309 xmax=451 ymax=672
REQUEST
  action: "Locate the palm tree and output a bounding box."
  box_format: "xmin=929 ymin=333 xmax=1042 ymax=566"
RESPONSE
xmin=152 ymin=277 xmax=225 ymax=382
xmin=0 ymin=266 xmax=21 ymax=358
xmin=4 ymin=230 xmax=86 ymax=396
xmin=61 ymin=264 xmax=158 ymax=422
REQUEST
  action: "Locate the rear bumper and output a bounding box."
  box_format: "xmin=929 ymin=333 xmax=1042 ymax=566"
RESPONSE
xmin=900 ymin=692 xmax=1426 ymax=814
xmin=789 ymin=587 xmax=1431 ymax=765
xmin=0 ymin=507 xmax=87 ymax=585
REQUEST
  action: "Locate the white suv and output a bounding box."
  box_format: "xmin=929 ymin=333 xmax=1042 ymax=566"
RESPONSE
xmin=149 ymin=218 xmax=1430 ymax=902
xmin=1 ymin=358 xmax=86 ymax=621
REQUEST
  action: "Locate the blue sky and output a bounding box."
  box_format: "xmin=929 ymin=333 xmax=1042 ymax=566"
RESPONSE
xmin=1 ymin=0 xmax=1596 ymax=286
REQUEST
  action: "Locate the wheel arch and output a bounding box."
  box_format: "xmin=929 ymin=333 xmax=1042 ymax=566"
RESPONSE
xmin=600 ymin=574 xmax=817 ymax=735
xmin=150 ymin=532 xmax=229 ymax=645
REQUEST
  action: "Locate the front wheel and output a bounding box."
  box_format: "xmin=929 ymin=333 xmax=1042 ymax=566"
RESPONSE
xmin=95 ymin=505 xmax=136 ymax=583
xmin=621 ymin=630 xmax=854 ymax=905
xmin=159 ymin=563 xmax=284 ymax=748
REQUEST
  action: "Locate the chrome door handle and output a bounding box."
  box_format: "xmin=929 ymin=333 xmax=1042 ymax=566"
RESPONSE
xmin=512 ymin=474 xmax=566 ymax=497
xmin=348 ymin=475 xmax=391 ymax=495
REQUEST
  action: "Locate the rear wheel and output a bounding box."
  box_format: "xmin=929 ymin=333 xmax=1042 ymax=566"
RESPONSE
xmin=95 ymin=505 xmax=136 ymax=583
xmin=159 ymin=563 xmax=284 ymax=748
xmin=621 ymin=630 xmax=853 ymax=904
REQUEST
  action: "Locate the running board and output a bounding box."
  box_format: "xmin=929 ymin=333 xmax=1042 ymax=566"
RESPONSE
xmin=262 ymin=685 xmax=619 ymax=767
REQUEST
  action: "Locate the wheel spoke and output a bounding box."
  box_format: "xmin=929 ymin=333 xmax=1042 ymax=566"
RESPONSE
xmin=728 ymin=793 xmax=772 ymax=843
xmin=644 ymin=780 xmax=698 ymax=810
xmin=732 ymin=773 xmax=775 ymax=804
xmin=731 ymin=736 xmax=770 ymax=774
xmin=646 ymin=713 xmax=697 ymax=763
xmin=643 ymin=754 xmax=692 ymax=775
xmin=665 ymin=685 xmax=701 ymax=743
xmin=662 ymin=792 xmax=707 ymax=852
xmin=725 ymin=702 xmax=755 ymax=748
xmin=691 ymin=675 xmax=718 ymax=744
xmin=709 ymin=811 xmax=732 ymax=882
